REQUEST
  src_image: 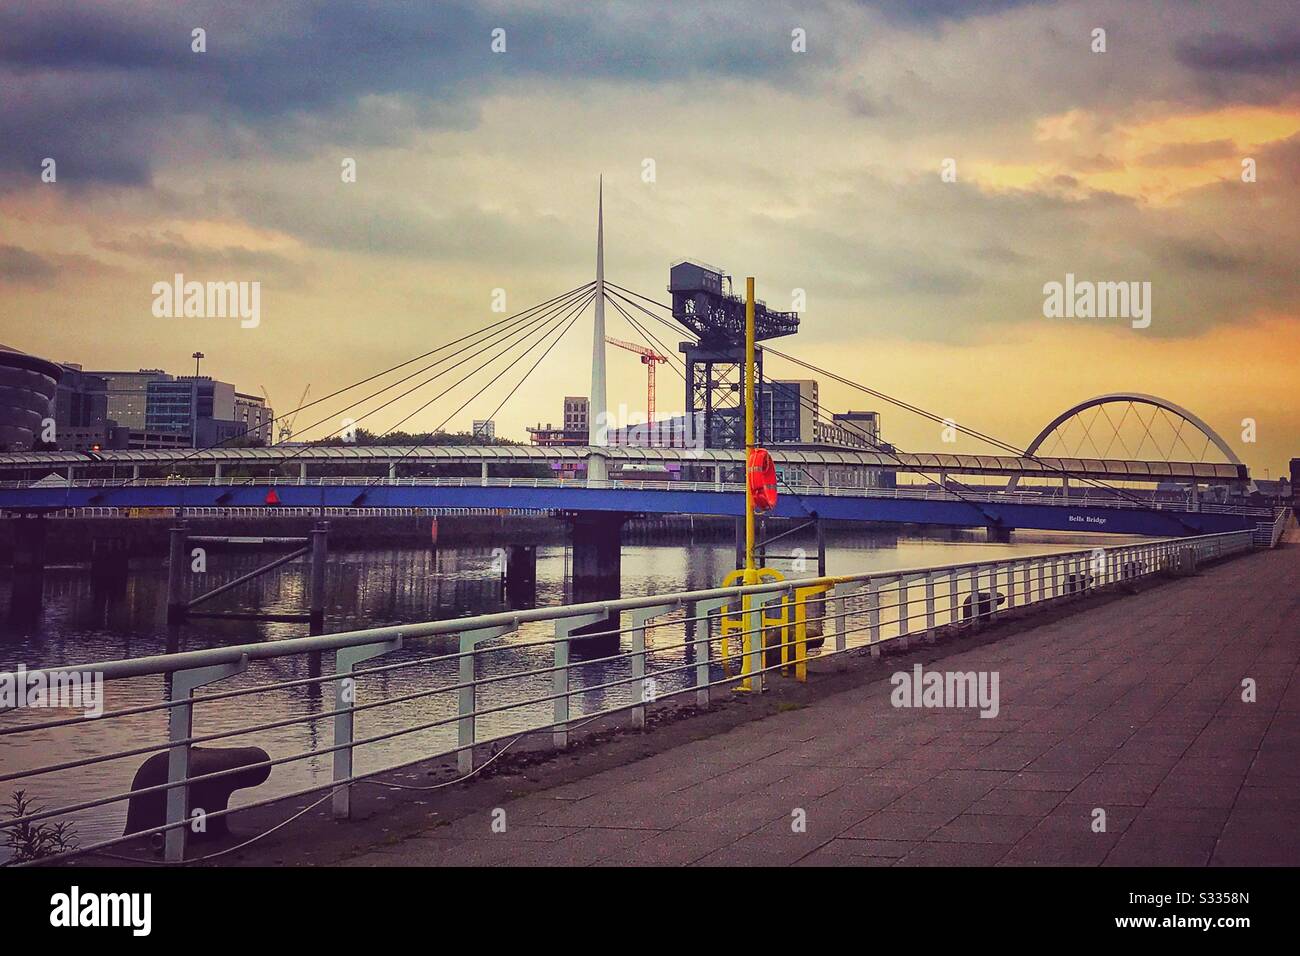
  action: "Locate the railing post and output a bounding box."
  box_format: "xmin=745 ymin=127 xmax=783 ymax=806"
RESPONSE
xmin=1006 ymin=562 xmax=1016 ymax=610
xmin=988 ymin=565 xmax=999 ymax=621
xmin=693 ymin=597 xmax=730 ymax=707
xmin=748 ymin=590 xmax=774 ymax=697
xmin=165 ymin=655 xmax=248 ymax=862
xmin=1037 ymin=561 xmax=1046 ymax=604
xmin=924 ymin=574 xmax=936 ymax=643
xmin=867 ymin=579 xmax=881 ymax=656
xmin=833 ymin=583 xmax=864 ymax=665
xmin=456 ymin=625 xmax=514 ymax=774
xmin=629 ymin=603 xmax=676 ymax=729
xmin=896 ymin=577 xmax=910 ymax=647
xmin=949 ymin=570 xmax=959 ymax=627
xmin=333 ymin=636 xmax=402 ymax=820
xmin=553 ymin=612 xmax=604 ymax=749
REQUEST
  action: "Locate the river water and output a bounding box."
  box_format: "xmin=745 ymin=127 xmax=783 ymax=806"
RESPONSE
xmin=0 ymin=527 xmax=1132 ymax=858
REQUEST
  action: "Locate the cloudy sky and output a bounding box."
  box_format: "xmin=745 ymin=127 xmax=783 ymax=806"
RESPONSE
xmin=0 ymin=0 xmax=1296 ymax=476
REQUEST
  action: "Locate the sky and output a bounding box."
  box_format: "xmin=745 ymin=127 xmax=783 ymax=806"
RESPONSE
xmin=0 ymin=0 xmax=1296 ymax=477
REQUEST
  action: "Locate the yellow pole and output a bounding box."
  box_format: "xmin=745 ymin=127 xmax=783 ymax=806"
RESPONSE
xmin=737 ymin=277 xmax=759 ymax=692
xmin=744 ymin=276 xmax=757 ymax=584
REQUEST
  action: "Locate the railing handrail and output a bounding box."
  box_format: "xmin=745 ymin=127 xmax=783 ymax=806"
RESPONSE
xmin=2 ymin=529 xmax=1254 ymax=685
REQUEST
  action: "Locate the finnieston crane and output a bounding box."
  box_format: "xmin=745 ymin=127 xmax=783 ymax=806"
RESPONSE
xmin=605 ymin=336 xmax=669 ymax=434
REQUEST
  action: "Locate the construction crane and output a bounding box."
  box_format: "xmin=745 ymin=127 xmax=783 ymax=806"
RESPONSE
xmin=605 ymin=336 xmax=669 ymax=434
xmin=266 ymin=383 xmax=311 ymax=444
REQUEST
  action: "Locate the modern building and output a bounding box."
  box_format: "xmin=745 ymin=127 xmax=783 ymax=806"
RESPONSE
xmin=144 ymin=376 xmax=270 ymax=448
xmin=528 ymin=396 xmax=589 ymax=447
xmin=234 ymin=392 xmax=273 ymax=445
xmin=815 ymin=410 xmax=881 ymax=449
xmin=54 ymin=364 xmax=109 ymax=433
xmin=472 ymin=419 xmax=496 ymax=441
xmin=762 ymin=379 xmax=818 ymax=443
xmin=0 ymin=345 xmax=62 ymax=450
xmin=88 ymin=369 xmax=172 ymax=429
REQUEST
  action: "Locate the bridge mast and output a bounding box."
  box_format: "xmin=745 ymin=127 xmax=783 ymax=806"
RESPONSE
xmin=589 ymin=177 xmax=608 ymax=481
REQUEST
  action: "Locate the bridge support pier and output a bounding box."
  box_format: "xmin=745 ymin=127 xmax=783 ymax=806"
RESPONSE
xmin=90 ymin=536 xmax=130 ymax=597
xmin=503 ymin=544 xmax=537 ymax=608
xmin=568 ymin=511 xmax=628 ymax=653
xmin=9 ymin=514 xmax=47 ymax=622
xmin=309 ymin=522 xmax=329 ymax=634
xmin=988 ymin=525 xmax=1013 ymax=543
xmin=166 ymin=523 xmax=188 ymax=623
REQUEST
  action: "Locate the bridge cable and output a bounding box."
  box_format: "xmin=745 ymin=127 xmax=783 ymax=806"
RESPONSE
xmin=367 ymin=287 xmax=597 ymax=482
xmin=603 ymin=287 xmax=995 ymax=515
xmin=228 ymin=284 xmax=598 ymax=487
xmin=279 ymin=282 xmax=595 ymax=443
xmin=95 ymin=281 xmax=594 ymax=489
xmin=606 ymin=282 xmax=1166 ymax=511
xmin=603 ymin=291 xmax=825 ymax=523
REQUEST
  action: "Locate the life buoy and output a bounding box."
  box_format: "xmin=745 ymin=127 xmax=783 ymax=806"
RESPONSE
xmin=265 ymin=488 xmax=280 ymax=505
xmin=747 ymin=447 xmax=778 ymax=513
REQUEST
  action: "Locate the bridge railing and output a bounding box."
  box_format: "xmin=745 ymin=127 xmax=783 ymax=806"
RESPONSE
xmin=0 ymin=475 xmax=1272 ymax=517
xmin=0 ymin=529 xmax=1255 ymax=866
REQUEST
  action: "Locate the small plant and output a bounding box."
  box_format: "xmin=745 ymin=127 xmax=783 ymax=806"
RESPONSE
xmin=2 ymin=790 xmax=78 ymax=864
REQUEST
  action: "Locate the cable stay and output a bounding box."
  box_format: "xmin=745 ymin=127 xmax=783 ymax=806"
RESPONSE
xmin=603 ymin=281 xmax=1165 ymax=511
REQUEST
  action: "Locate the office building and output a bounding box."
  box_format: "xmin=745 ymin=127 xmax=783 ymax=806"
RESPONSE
xmin=762 ymin=379 xmax=818 ymax=443
xmin=89 ymin=369 xmax=172 ymax=429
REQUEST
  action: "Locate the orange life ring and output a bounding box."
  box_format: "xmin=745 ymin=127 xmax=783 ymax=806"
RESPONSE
xmin=747 ymin=447 xmax=778 ymax=513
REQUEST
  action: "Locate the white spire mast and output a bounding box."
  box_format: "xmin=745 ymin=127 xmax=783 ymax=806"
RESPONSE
xmin=589 ymin=177 xmax=608 ymax=479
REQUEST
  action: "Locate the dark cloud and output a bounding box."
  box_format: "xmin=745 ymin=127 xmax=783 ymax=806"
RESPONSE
xmin=0 ymin=1 xmax=811 ymax=188
xmin=0 ymin=244 xmax=58 ymax=283
xmin=95 ymin=232 xmax=300 ymax=276
xmin=1156 ymin=237 xmax=1250 ymax=273
xmin=857 ymin=0 xmax=1051 ymax=24
xmin=1177 ymin=33 xmax=1300 ymax=75
xmin=1140 ymin=139 xmax=1237 ymax=166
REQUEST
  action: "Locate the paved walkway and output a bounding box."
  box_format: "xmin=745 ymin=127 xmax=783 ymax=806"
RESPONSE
xmin=344 ymin=540 xmax=1299 ymax=866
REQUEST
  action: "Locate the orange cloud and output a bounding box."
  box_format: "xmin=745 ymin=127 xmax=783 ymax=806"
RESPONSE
xmin=969 ymin=105 xmax=1300 ymax=204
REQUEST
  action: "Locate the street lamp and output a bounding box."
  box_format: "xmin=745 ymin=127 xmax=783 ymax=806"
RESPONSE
xmin=192 ymin=351 xmax=205 ymax=377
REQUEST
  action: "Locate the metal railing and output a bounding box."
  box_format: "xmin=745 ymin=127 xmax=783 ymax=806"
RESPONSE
xmin=0 ymin=529 xmax=1256 ymax=866
xmin=1252 ymin=508 xmax=1292 ymax=548
xmin=0 ymin=475 xmax=1272 ymax=516
xmin=35 ymin=506 xmax=549 ymax=520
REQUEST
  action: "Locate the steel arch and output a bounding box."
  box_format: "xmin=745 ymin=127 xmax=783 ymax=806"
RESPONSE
xmin=1007 ymin=393 xmax=1243 ymax=491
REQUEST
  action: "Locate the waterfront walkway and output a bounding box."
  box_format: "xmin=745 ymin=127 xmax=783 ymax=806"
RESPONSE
xmin=343 ymin=538 xmax=1299 ymax=866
